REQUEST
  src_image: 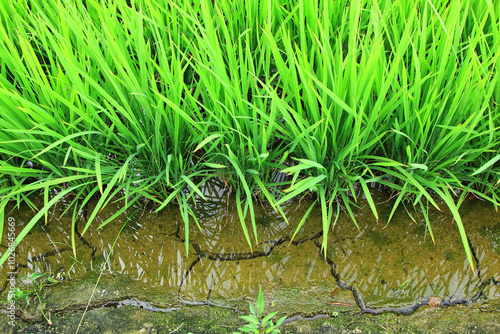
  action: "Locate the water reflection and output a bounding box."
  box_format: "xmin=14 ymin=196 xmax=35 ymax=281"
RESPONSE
xmin=1 ymin=182 xmax=499 ymax=308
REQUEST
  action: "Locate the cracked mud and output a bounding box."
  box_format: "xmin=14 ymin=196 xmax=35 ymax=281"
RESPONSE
xmin=1 ymin=184 xmax=500 ymax=332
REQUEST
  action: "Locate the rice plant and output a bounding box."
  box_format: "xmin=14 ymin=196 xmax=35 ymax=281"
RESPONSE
xmin=0 ymin=0 xmax=499 ymax=271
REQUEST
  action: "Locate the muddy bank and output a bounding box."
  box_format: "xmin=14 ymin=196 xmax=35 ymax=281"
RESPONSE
xmin=0 ymin=277 xmax=499 ymax=334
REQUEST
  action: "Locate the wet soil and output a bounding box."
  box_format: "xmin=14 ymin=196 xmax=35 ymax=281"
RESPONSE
xmin=0 ymin=184 xmax=499 ymax=332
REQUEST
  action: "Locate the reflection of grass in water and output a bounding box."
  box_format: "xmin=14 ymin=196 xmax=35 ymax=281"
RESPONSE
xmin=0 ymin=0 xmax=499 ymax=273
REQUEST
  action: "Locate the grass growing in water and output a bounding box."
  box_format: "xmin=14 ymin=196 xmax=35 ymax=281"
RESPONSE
xmin=0 ymin=0 xmax=499 ymax=271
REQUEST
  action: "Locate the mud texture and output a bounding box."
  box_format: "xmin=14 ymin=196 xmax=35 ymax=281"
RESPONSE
xmin=1 ymin=185 xmax=499 ymax=332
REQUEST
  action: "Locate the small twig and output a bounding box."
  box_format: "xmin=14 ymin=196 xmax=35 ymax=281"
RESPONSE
xmin=222 ymin=190 xmax=230 ymax=230
xmin=169 ymin=323 xmax=184 ymax=333
xmin=328 ymin=302 xmax=353 ymax=306
xmin=377 ymin=323 xmax=389 ymax=331
xmin=137 ymin=198 xmax=149 ymax=222
xmin=331 ymin=287 xmax=339 ymax=298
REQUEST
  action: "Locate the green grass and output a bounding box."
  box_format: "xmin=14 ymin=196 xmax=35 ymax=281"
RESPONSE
xmin=0 ymin=0 xmax=499 ymax=271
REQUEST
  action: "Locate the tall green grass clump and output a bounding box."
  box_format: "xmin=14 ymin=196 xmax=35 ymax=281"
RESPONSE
xmin=0 ymin=0 xmax=499 ymax=271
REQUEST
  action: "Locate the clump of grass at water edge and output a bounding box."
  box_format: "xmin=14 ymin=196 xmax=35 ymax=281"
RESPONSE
xmin=0 ymin=0 xmax=499 ymax=271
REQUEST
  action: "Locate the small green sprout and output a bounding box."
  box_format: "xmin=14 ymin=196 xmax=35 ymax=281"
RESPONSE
xmin=234 ymin=286 xmax=286 ymax=334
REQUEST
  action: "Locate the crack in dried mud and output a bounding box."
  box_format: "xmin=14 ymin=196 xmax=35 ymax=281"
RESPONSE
xmin=3 ymin=201 xmax=497 ymax=326
xmin=314 ymin=238 xmax=485 ymax=315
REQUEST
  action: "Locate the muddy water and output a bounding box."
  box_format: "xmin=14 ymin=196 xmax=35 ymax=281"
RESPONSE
xmin=1 ymin=183 xmax=499 ymax=325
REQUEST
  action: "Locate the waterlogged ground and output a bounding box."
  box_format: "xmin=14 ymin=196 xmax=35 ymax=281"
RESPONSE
xmin=1 ymin=182 xmax=500 ymax=332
